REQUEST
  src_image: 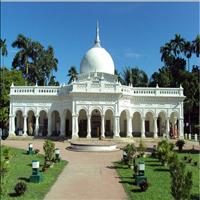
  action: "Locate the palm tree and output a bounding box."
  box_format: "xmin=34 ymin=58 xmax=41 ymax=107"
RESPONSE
xmin=192 ymin=35 xmax=200 ymax=57
xmin=170 ymin=34 xmax=185 ymax=58
xmin=12 ymin=34 xmax=35 ymax=84
xmin=114 ymin=69 xmax=124 ymax=84
xmin=0 ymin=39 xmax=8 ymax=58
xmin=122 ymin=67 xmax=148 ymax=87
xmin=183 ymin=41 xmax=192 ymax=71
xmin=67 ymin=66 xmax=78 ymax=84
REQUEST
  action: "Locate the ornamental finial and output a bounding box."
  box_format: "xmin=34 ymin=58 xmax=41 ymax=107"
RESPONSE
xmin=94 ymin=20 xmax=101 ymax=47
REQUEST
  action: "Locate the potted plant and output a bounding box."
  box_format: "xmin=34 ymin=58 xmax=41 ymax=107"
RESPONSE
xmin=175 ymin=140 xmax=185 ymax=152
xmin=139 ymin=180 xmax=149 ymax=192
xmin=14 ymin=182 xmax=27 ymax=196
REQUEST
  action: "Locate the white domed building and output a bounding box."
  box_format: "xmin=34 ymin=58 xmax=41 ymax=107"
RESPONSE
xmin=9 ymin=23 xmax=185 ymax=139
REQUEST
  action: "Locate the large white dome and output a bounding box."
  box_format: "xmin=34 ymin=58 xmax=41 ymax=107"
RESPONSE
xmin=80 ymin=22 xmax=115 ymax=75
xmin=80 ymin=46 xmax=115 ymax=75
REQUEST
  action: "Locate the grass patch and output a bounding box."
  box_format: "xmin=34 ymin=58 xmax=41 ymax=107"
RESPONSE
xmin=115 ymin=153 xmax=199 ymax=200
xmin=1 ymin=145 xmax=67 ymax=200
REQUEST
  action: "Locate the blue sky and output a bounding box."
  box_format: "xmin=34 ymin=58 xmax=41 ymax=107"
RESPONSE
xmin=1 ymin=2 xmax=199 ymax=84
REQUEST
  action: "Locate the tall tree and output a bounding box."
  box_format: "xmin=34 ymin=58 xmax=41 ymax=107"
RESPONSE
xmin=0 ymin=39 xmax=8 ymax=58
xmin=114 ymin=69 xmax=124 ymax=84
xmin=67 ymin=66 xmax=78 ymax=84
xmin=12 ymin=34 xmax=58 ymax=86
xmin=192 ymin=35 xmax=200 ymax=57
xmin=170 ymin=34 xmax=185 ymax=58
xmin=48 ymin=75 xmax=59 ymax=86
xmin=122 ymin=67 xmax=148 ymax=87
xmin=183 ymin=41 xmax=192 ymax=71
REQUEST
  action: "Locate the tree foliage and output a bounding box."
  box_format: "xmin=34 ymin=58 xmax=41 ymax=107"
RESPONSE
xmin=67 ymin=66 xmax=78 ymax=84
xmin=12 ymin=34 xmax=58 ymax=86
xmin=0 ymin=68 xmax=26 ymax=128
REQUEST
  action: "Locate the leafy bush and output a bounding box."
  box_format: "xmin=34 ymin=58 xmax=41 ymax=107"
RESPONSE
xmin=0 ymin=159 xmax=9 ymax=196
xmin=138 ymin=140 xmax=146 ymax=156
xmin=3 ymin=147 xmax=13 ymax=161
xmin=169 ymin=159 xmax=192 ymax=200
xmin=139 ymin=180 xmax=149 ymax=192
xmin=43 ymin=140 xmax=55 ymax=168
xmin=14 ymin=181 xmax=27 ymax=196
xmin=157 ymin=140 xmax=175 ymax=165
xmin=123 ymin=143 xmax=137 ymax=164
xmin=175 ymin=140 xmax=185 ymax=152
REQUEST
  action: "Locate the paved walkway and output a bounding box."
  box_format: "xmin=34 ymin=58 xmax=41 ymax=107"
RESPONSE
xmin=2 ymin=139 xmax=127 ymax=200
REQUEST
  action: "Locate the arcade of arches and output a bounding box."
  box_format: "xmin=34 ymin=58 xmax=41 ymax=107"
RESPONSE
xmin=13 ymin=109 xmax=181 ymax=139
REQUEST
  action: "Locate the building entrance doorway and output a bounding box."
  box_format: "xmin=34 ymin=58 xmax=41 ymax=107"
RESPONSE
xmin=91 ymin=109 xmax=101 ymax=138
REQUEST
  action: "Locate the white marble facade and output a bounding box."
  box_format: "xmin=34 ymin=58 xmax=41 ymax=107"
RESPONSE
xmin=9 ymin=24 xmax=185 ymax=139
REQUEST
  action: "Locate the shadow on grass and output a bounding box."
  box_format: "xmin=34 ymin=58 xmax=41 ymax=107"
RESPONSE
xmin=18 ymin=177 xmax=30 ymax=182
xmin=115 ymin=176 xmax=133 ymax=179
xmin=119 ymin=180 xmax=133 ymax=185
xmin=191 ymin=194 xmax=200 ymax=200
xmin=9 ymin=192 xmax=20 ymax=197
xmin=175 ymin=149 xmax=200 ymax=154
xmin=154 ymin=168 xmax=169 ymax=172
xmin=107 ymin=165 xmax=128 ymax=169
xmin=146 ymin=163 xmax=161 ymax=167
xmin=145 ymin=159 xmax=158 ymax=163
xmin=131 ymin=188 xmax=141 ymax=193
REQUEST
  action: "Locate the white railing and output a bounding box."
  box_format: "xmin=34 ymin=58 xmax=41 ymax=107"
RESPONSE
xmin=10 ymin=83 xmax=184 ymax=97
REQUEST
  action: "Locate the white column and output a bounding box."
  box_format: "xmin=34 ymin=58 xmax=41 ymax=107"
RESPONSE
xmin=23 ymin=115 xmax=27 ymax=136
xmin=72 ymin=115 xmax=78 ymax=138
xmin=35 ymin=115 xmax=39 ymax=136
xmin=101 ymin=115 xmax=105 ymax=138
xmin=127 ymin=117 xmax=132 ymax=137
xmin=87 ymin=115 xmax=91 ymax=138
xmin=154 ymin=117 xmax=158 ymax=138
xmin=9 ymin=115 xmax=15 ymax=136
xmin=60 ymin=115 xmax=65 ymax=136
xmin=178 ymin=118 xmax=184 ymax=139
xmin=47 ymin=115 xmax=52 ymax=136
xmin=141 ymin=117 xmax=145 ymax=138
xmin=114 ymin=116 xmax=120 ymax=137
xmin=166 ymin=117 xmax=170 ymax=138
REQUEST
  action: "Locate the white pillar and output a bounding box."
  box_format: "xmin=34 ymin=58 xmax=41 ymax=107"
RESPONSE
xmin=178 ymin=118 xmax=184 ymax=139
xmin=127 ymin=116 xmax=132 ymax=137
xmin=87 ymin=115 xmax=91 ymax=138
xmin=47 ymin=115 xmax=52 ymax=136
xmin=35 ymin=115 xmax=39 ymax=136
xmin=154 ymin=117 xmax=158 ymax=138
xmin=9 ymin=115 xmax=15 ymax=136
xmin=23 ymin=115 xmax=27 ymax=136
xmin=60 ymin=115 xmax=65 ymax=136
xmin=141 ymin=117 xmax=145 ymax=138
xmin=114 ymin=116 xmax=120 ymax=137
xmin=72 ymin=115 xmax=78 ymax=138
xmin=101 ymin=115 xmax=105 ymax=138
xmin=166 ymin=117 xmax=170 ymax=138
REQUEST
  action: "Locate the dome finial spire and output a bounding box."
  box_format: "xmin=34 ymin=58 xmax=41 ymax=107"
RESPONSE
xmin=94 ymin=20 xmax=101 ymax=47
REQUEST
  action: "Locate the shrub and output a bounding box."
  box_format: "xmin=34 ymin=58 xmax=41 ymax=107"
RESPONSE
xmin=14 ymin=181 xmax=27 ymax=196
xmin=43 ymin=140 xmax=55 ymax=168
xmin=123 ymin=144 xmax=137 ymax=164
xmin=3 ymin=147 xmax=13 ymax=161
xmin=175 ymin=140 xmax=185 ymax=152
xmin=0 ymin=159 xmax=9 ymax=196
xmin=138 ymin=140 xmax=146 ymax=156
xmin=169 ymin=159 xmax=192 ymax=200
xmin=139 ymin=180 xmax=148 ymax=192
xmin=157 ymin=140 xmax=175 ymax=165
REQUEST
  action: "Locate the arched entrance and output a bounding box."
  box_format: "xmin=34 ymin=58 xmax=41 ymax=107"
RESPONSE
xmin=64 ymin=109 xmax=72 ymax=138
xmin=39 ymin=110 xmax=48 ymax=136
xmin=51 ymin=111 xmax=60 ymax=136
xmin=78 ymin=109 xmax=87 ymax=137
xmin=15 ymin=110 xmax=24 ymax=135
xmin=27 ymin=110 xmax=35 ymax=136
xmin=120 ymin=110 xmax=128 ymax=137
xmin=145 ymin=112 xmax=154 ymax=137
xmin=158 ymin=112 xmax=166 ymax=137
xmin=132 ymin=112 xmax=141 ymax=137
xmin=91 ymin=109 xmax=101 ymax=138
xmin=170 ymin=112 xmax=179 ymax=139
xmin=105 ymin=109 xmax=114 ymax=137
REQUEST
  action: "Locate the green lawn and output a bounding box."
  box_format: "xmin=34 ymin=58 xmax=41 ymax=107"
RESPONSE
xmin=115 ymin=152 xmax=199 ymax=200
xmin=1 ymin=146 xmax=67 ymax=200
